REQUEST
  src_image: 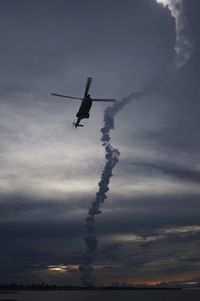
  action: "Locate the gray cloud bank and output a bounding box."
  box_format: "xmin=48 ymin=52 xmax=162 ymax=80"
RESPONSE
xmin=0 ymin=0 xmax=199 ymax=286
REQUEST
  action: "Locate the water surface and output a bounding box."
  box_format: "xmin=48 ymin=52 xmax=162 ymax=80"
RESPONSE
xmin=0 ymin=290 xmax=199 ymax=301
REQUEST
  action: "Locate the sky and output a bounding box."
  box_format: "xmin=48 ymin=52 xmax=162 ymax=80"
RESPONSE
xmin=0 ymin=0 xmax=200 ymax=287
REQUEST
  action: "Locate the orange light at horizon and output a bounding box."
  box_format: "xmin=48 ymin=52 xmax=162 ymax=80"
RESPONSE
xmin=146 ymin=280 xmax=162 ymax=286
xmin=105 ymin=273 xmax=200 ymax=287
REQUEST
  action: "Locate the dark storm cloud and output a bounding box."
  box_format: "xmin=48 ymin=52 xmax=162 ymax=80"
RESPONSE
xmin=95 ymin=228 xmax=200 ymax=284
xmin=1 ymin=191 xmax=199 ymax=241
xmin=97 ymin=194 xmax=200 ymax=236
xmin=0 ymin=240 xmax=82 ymax=284
xmin=0 ymin=219 xmax=84 ymax=241
xmin=122 ymin=159 xmax=200 ymax=183
xmin=1 ymin=191 xmax=200 ymax=284
xmin=139 ymin=231 xmax=200 ymax=272
xmin=0 ymin=0 xmax=175 ymax=97
xmin=0 ymin=0 xmax=200 ymax=286
xmin=0 ymin=193 xmax=93 ymax=220
xmin=0 ymin=215 xmax=85 ymax=284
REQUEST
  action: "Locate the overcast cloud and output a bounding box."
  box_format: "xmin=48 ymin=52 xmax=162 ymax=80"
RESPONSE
xmin=0 ymin=0 xmax=200 ymax=287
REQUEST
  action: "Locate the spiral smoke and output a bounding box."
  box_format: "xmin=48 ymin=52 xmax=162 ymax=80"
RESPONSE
xmin=79 ymin=91 xmax=147 ymax=286
xmin=156 ymin=0 xmax=193 ymax=69
xmin=79 ymin=0 xmax=193 ymax=287
xmin=80 ymin=86 xmax=170 ymax=286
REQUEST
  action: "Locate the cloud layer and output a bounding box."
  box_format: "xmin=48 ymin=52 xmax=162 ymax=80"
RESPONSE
xmin=0 ymin=0 xmax=199 ymax=286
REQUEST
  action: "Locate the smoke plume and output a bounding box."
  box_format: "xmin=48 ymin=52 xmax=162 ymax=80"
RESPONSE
xmin=79 ymin=0 xmax=193 ymax=287
xmin=79 ymin=91 xmax=149 ymax=286
xmin=156 ymin=0 xmax=193 ymax=69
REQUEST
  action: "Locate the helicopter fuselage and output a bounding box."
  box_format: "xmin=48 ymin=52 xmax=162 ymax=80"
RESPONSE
xmin=76 ymin=95 xmax=92 ymax=120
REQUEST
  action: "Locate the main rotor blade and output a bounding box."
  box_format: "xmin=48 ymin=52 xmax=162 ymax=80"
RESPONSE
xmin=51 ymin=93 xmax=82 ymax=100
xmin=92 ymin=99 xmax=116 ymax=102
xmin=84 ymin=77 xmax=92 ymax=98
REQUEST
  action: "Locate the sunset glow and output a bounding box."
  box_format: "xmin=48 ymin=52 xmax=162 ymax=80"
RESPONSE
xmin=48 ymin=265 xmax=79 ymax=273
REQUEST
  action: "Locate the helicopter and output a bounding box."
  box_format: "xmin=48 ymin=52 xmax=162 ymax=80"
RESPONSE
xmin=51 ymin=77 xmax=116 ymax=128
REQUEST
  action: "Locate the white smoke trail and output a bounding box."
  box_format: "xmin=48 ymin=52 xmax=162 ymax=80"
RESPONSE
xmin=155 ymin=0 xmax=193 ymax=69
xmin=79 ymin=0 xmax=193 ymax=287
xmin=79 ymin=143 xmax=120 ymax=286
xmin=79 ymin=77 xmax=172 ymax=286
xmin=79 ymin=91 xmax=149 ymax=286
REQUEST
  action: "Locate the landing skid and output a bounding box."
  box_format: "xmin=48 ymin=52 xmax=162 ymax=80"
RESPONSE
xmin=73 ymin=122 xmax=84 ymax=128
